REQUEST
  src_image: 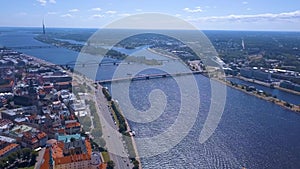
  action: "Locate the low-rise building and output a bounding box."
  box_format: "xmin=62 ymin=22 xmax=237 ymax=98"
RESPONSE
xmin=0 ymin=143 xmax=20 ymax=158
xmin=0 ymin=78 xmax=14 ymax=93
xmin=1 ymin=106 xmax=37 ymax=121
xmin=40 ymin=137 xmax=97 ymax=169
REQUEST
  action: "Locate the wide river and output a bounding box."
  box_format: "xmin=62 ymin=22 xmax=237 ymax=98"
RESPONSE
xmin=0 ymin=28 xmax=300 ymax=169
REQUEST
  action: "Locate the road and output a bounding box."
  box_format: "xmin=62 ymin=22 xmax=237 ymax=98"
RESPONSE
xmin=95 ymin=87 xmax=133 ymax=169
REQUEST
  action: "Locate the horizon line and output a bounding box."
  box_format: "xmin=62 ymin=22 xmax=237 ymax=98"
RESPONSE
xmin=0 ymin=26 xmax=300 ymax=33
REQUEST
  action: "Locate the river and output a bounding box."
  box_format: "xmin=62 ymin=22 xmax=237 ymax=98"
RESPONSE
xmin=0 ymin=28 xmax=300 ymax=169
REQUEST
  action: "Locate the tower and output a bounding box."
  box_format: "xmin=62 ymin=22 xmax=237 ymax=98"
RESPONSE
xmin=241 ymin=39 xmax=245 ymax=50
xmin=42 ymin=19 xmax=46 ymax=34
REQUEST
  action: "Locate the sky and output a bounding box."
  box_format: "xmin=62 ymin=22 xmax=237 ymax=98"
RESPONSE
xmin=0 ymin=0 xmax=300 ymax=31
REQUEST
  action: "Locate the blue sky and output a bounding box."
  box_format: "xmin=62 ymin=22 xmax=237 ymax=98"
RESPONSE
xmin=0 ymin=0 xmax=300 ymax=31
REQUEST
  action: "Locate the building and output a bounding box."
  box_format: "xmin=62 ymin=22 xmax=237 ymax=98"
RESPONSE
xmin=0 ymin=134 xmax=19 ymax=158
xmin=40 ymin=137 xmax=98 ymax=169
xmin=280 ymin=81 xmax=300 ymax=92
xmin=252 ymin=70 xmax=271 ymax=82
xmin=0 ymin=143 xmax=20 ymax=158
xmin=1 ymin=106 xmax=37 ymax=121
xmin=21 ymin=131 xmax=48 ymax=149
xmin=240 ymin=67 xmax=271 ymax=82
xmin=0 ymin=78 xmax=14 ymax=93
xmin=65 ymin=121 xmax=81 ymax=134
xmin=0 ymin=119 xmax=13 ymax=133
xmin=42 ymin=75 xmax=72 ymax=83
xmin=240 ymin=68 xmax=253 ymax=78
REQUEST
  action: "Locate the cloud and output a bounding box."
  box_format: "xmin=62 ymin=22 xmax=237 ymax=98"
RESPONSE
xmin=36 ymin=0 xmax=55 ymax=6
xmin=135 ymin=9 xmax=143 ymax=12
xmin=91 ymin=14 xmax=104 ymax=18
xmin=183 ymin=7 xmax=203 ymax=13
xmin=242 ymin=1 xmax=248 ymax=5
xmin=90 ymin=7 xmax=102 ymax=12
xmin=36 ymin=0 xmax=47 ymax=6
xmin=49 ymin=0 xmax=56 ymax=4
xmin=60 ymin=14 xmax=73 ymax=18
xmin=105 ymin=10 xmax=117 ymax=14
xmin=189 ymin=10 xmax=300 ymax=23
xmin=69 ymin=9 xmax=79 ymax=12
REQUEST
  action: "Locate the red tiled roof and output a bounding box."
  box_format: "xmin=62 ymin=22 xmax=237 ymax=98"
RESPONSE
xmin=40 ymin=148 xmax=50 ymax=169
xmin=0 ymin=79 xmax=14 ymax=88
xmin=100 ymin=163 xmax=107 ymax=169
xmin=65 ymin=122 xmax=81 ymax=129
xmin=0 ymin=143 xmax=19 ymax=157
xmin=37 ymin=132 xmax=47 ymax=139
xmin=0 ymin=119 xmax=13 ymax=127
xmin=56 ymin=81 xmax=71 ymax=85
xmin=53 ymin=139 xmax=92 ymax=165
xmin=43 ymin=85 xmax=53 ymax=89
xmin=31 ymin=137 xmax=38 ymax=144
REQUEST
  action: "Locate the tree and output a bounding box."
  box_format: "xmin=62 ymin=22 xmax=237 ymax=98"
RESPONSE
xmin=284 ymin=102 xmax=293 ymax=108
xmin=30 ymin=151 xmax=38 ymax=165
xmin=22 ymin=148 xmax=31 ymax=160
xmin=98 ymin=137 xmax=106 ymax=147
xmin=133 ymin=160 xmax=140 ymax=169
xmin=107 ymin=160 xmax=115 ymax=169
xmin=70 ymin=137 xmax=76 ymax=142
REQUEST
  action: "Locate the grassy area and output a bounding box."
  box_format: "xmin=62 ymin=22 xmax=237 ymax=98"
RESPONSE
xmin=19 ymin=167 xmax=34 ymax=169
xmin=122 ymin=134 xmax=136 ymax=159
xmin=108 ymin=101 xmax=120 ymax=127
xmin=101 ymin=151 xmax=110 ymax=162
xmin=110 ymin=101 xmax=127 ymax=133
xmin=84 ymin=99 xmax=106 ymax=147
xmin=78 ymin=115 xmax=92 ymax=132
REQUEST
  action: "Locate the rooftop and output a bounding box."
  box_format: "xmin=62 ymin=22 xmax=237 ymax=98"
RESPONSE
xmin=0 ymin=135 xmax=16 ymax=143
xmin=0 ymin=143 xmax=19 ymax=157
xmin=57 ymin=134 xmax=82 ymax=143
xmin=11 ymin=124 xmax=32 ymax=134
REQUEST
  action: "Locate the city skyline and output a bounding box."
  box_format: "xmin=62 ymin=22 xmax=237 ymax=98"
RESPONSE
xmin=0 ymin=0 xmax=300 ymax=31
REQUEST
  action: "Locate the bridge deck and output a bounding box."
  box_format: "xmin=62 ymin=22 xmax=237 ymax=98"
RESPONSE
xmin=96 ymin=71 xmax=203 ymax=84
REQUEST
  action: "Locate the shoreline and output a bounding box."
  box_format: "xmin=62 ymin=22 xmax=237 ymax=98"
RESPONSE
xmin=235 ymin=75 xmax=300 ymax=96
xmin=216 ymin=77 xmax=300 ymax=113
xmin=146 ymin=47 xmax=179 ymax=60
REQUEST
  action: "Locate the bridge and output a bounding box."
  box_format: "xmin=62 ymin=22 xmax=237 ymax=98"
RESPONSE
xmin=96 ymin=71 xmax=203 ymax=84
xmin=8 ymin=46 xmax=57 ymax=50
xmin=60 ymin=58 xmax=179 ymax=68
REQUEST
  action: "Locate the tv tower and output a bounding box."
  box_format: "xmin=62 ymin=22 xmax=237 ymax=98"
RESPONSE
xmin=42 ymin=18 xmax=46 ymax=34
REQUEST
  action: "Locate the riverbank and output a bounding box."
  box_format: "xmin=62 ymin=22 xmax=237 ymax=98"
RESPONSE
xmin=236 ymin=75 xmax=300 ymax=96
xmin=216 ymin=77 xmax=300 ymax=113
xmin=147 ymin=47 xmax=179 ymax=60
xmin=23 ymin=54 xmax=56 ymax=67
